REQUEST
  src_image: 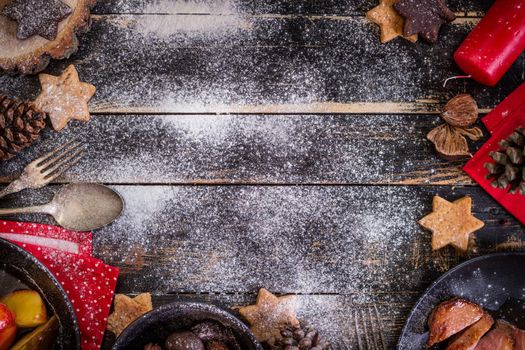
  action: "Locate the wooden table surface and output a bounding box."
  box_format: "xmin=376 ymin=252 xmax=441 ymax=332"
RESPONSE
xmin=1 ymin=0 xmax=525 ymax=348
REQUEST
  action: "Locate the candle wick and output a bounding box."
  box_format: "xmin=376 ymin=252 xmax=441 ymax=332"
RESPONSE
xmin=443 ymin=75 xmax=472 ymax=88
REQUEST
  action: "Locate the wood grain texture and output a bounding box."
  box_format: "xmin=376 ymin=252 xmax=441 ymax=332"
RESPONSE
xmin=1 ymin=185 xmax=522 ymax=295
xmin=2 ymin=1 xmax=524 ymax=349
xmin=0 ymin=114 xmax=480 ymax=185
xmin=93 ymin=0 xmax=493 ymax=16
xmin=0 ymin=14 xmax=523 ymax=114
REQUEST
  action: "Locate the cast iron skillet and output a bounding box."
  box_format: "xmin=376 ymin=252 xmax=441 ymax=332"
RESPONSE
xmin=113 ymin=302 xmax=263 ymax=350
xmin=398 ymin=252 xmax=525 ymax=349
xmin=0 ymin=238 xmax=81 ymax=349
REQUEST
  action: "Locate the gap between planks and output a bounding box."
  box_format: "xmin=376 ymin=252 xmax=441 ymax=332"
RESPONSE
xmin=90 ymin=101 xmax=492 ymax=115
xmin=92 ymin=13 xmax=483 ymax=20
xmin=0 ymin=180 xmax=475 ymax=186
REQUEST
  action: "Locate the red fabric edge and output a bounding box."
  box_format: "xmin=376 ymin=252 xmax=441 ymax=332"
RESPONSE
xmin=482 ymin=81 xmax=525 ymax=134
xmin=464 ymin=111 xmax=525 ymax=225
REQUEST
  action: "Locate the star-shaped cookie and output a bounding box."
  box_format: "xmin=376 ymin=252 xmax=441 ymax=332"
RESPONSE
xmin=394 ymin=0 xmax=456 ymax=43
xmin=366 ymin=0 xmax=417 ymax=43
xmin=239 ymin=288 xmax=300 ymax=344
xmin=107 ymin=293 xmax=152 ymax=336
xmin=34 ymin=65 xmax=96 ymax=131
xmin=2 ymin=0 xmax=72 ymax=40
xmin=419 ymin=196 xmax=485 ymax=252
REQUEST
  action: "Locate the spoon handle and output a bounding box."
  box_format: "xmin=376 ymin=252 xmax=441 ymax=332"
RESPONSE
xmin=0 ymin=204 xmax=50 ymax=216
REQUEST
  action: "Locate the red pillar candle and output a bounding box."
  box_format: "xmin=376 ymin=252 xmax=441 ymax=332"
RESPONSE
xmin=454 ymin=0 xmax=525 ymax=86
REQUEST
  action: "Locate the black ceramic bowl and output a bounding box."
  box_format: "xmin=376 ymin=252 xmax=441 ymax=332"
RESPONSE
xmin=0 ymin=238 xmax=81 ymax=349
xmin=112 ymin=302 xmax=263 ymax=350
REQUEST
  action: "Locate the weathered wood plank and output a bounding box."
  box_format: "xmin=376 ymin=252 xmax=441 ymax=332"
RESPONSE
xmin=1 ymin=185 xmax=522 ymax=295
xmin=101 ymin=292 xmax=417 ymax=350
xmin=93 ymin=0 xmax=493 ymax=16
xmin=1 ymin=15 xmax=523 ymax=114
xmin=0 ymin=114 xmax=479 ymax=185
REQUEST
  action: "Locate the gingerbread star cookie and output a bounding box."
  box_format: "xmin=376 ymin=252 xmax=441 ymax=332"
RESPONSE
xmin=366 ymin=0 xmax=417 ymax=43
xmin=34 ymin=65 xmax=96 ymax=131
xmin=419 ymin=196 xmax=485 ymax=252
xmin=107 ymin=293 xmax=153 ymax=336
xmin=394 ymin=0 xmax=456 ymax=43
xmin=2 ymin=0 xmax=72 ymax=40
xmin=239 ymin=288 xmax=300 ymax=344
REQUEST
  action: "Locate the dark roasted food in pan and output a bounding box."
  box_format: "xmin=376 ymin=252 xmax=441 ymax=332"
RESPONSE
xmin=428 ymin=298 xmax=484 ymax=347
xmin=474 ymin=321 xmax=515 ymax=350
xmin=513 ymin=327 xmax=525 ymax=350
xmin=446 ymin=312 xmax=494 ymax=350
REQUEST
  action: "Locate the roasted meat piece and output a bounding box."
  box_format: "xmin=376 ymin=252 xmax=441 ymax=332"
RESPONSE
xmin=428 ymin=298 xmax=484 ymax=346
xmin=446 ymin=312 xmax=494 ymax=350
xmin=514 ymin=327 xmax=525 ymax=350
xmin=474 ymin=321 xmax=514 ymax=350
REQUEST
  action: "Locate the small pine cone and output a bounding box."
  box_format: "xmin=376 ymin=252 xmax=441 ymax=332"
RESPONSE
xmin=0 ymin=93 xmax=48 ymax=161
xmin=274 ymin=322 xmax=330 ymax=350
xmin=484 ymin=126 xmax=525 ymax=194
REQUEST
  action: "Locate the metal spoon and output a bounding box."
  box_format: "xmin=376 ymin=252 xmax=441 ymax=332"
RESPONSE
xmin=0 ymin=183 xmax=124 ymax=231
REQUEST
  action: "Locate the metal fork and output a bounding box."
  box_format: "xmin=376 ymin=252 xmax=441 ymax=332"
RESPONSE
xmin=0 ymin=141 xmax=85 ymax=199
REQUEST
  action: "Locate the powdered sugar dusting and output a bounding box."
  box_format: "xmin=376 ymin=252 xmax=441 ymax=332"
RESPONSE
xmin=80 ymin=11 xmax=456 ymax=114
xmin=108 ymin=0 xmax=251 ymax=43
xmin=0 ymin=113 xmax=432 ymax=185
xmin=135 ymin=14 xmax=251 ymax=40
xmin=93 ymin=184 xmax=427 ymax=296
xmin=143 ymin=0 xmax=238 ymax=15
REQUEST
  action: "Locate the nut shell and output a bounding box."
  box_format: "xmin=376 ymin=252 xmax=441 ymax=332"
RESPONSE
xmin=441 ymin=94 xmax=478 ymax=127
xmin=427 ymin=124 xmax=483 ymax=161
xmin=165 ymin=331 xmax=205 ymax=350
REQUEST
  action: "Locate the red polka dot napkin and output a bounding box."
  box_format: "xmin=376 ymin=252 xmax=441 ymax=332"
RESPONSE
xmin=0 ymin=220 xmax=119 ymax=350
xmin=464 ymin=84 xmax=525 ymax=226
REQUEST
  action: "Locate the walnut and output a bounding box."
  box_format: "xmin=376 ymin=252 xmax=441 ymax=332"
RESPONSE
xmin=441 ymin=94 xmax=478 ymax=127
xmin=427 ymin=124 xmax=483 ymax=161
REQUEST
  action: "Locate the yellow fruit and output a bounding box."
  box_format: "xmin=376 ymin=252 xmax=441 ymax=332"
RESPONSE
xmin=9 ymin=315 xmax=58 ymax=350
xmin=1 ymin=290 xmax=47 ymax=328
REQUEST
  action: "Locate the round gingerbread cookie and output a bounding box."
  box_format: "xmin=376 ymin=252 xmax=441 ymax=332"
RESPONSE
xmin=0 ymin=0 xmax=95 ymax=74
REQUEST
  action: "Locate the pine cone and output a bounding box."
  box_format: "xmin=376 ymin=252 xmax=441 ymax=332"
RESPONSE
xmin=0 ymin=94 xmax=48 ymax=160
xmin=484 ymin=126 xmax=525 ymax=194
xmin=273 ymin=322 xmax=331 ymax=350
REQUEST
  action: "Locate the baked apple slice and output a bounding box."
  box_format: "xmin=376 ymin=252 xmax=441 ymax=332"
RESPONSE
xmin=1 ymin=289 xmax=47 ymax=328
xmin=446 ymin=312 xmax=494 ymax=350
xmin=428 ymin=298 xmax=484 ymax=346
xmin=513 ymin=327 xmax=525 ymax=350
xmin=474 ymin=321 xmax=514 ymax=350
xmin=10 ymin=315 xmax=58 ymax=350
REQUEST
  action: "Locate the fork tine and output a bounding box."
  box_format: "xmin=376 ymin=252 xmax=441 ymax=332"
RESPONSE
xmin=33 ymin=139 xmax=77 ymax=165
xmin=38 ymin=142 xmax=82 ymax=170
xmin=42 ymin=150 xmax=84 ymax=179
xmin=43 ymin=154 xmax=84 ymax=183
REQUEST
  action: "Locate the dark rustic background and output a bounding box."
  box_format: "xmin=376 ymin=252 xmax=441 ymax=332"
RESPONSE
xmin=1 ymin=0 xmax=525 ymax=348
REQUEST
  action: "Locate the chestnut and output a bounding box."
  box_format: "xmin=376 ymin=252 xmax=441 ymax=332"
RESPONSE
xmin=165 ymin=331 xmax=205 ymax=350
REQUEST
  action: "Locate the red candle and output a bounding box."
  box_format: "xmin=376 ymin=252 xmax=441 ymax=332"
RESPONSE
xmin=454 ymin=0 xmax=525 ymax=87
